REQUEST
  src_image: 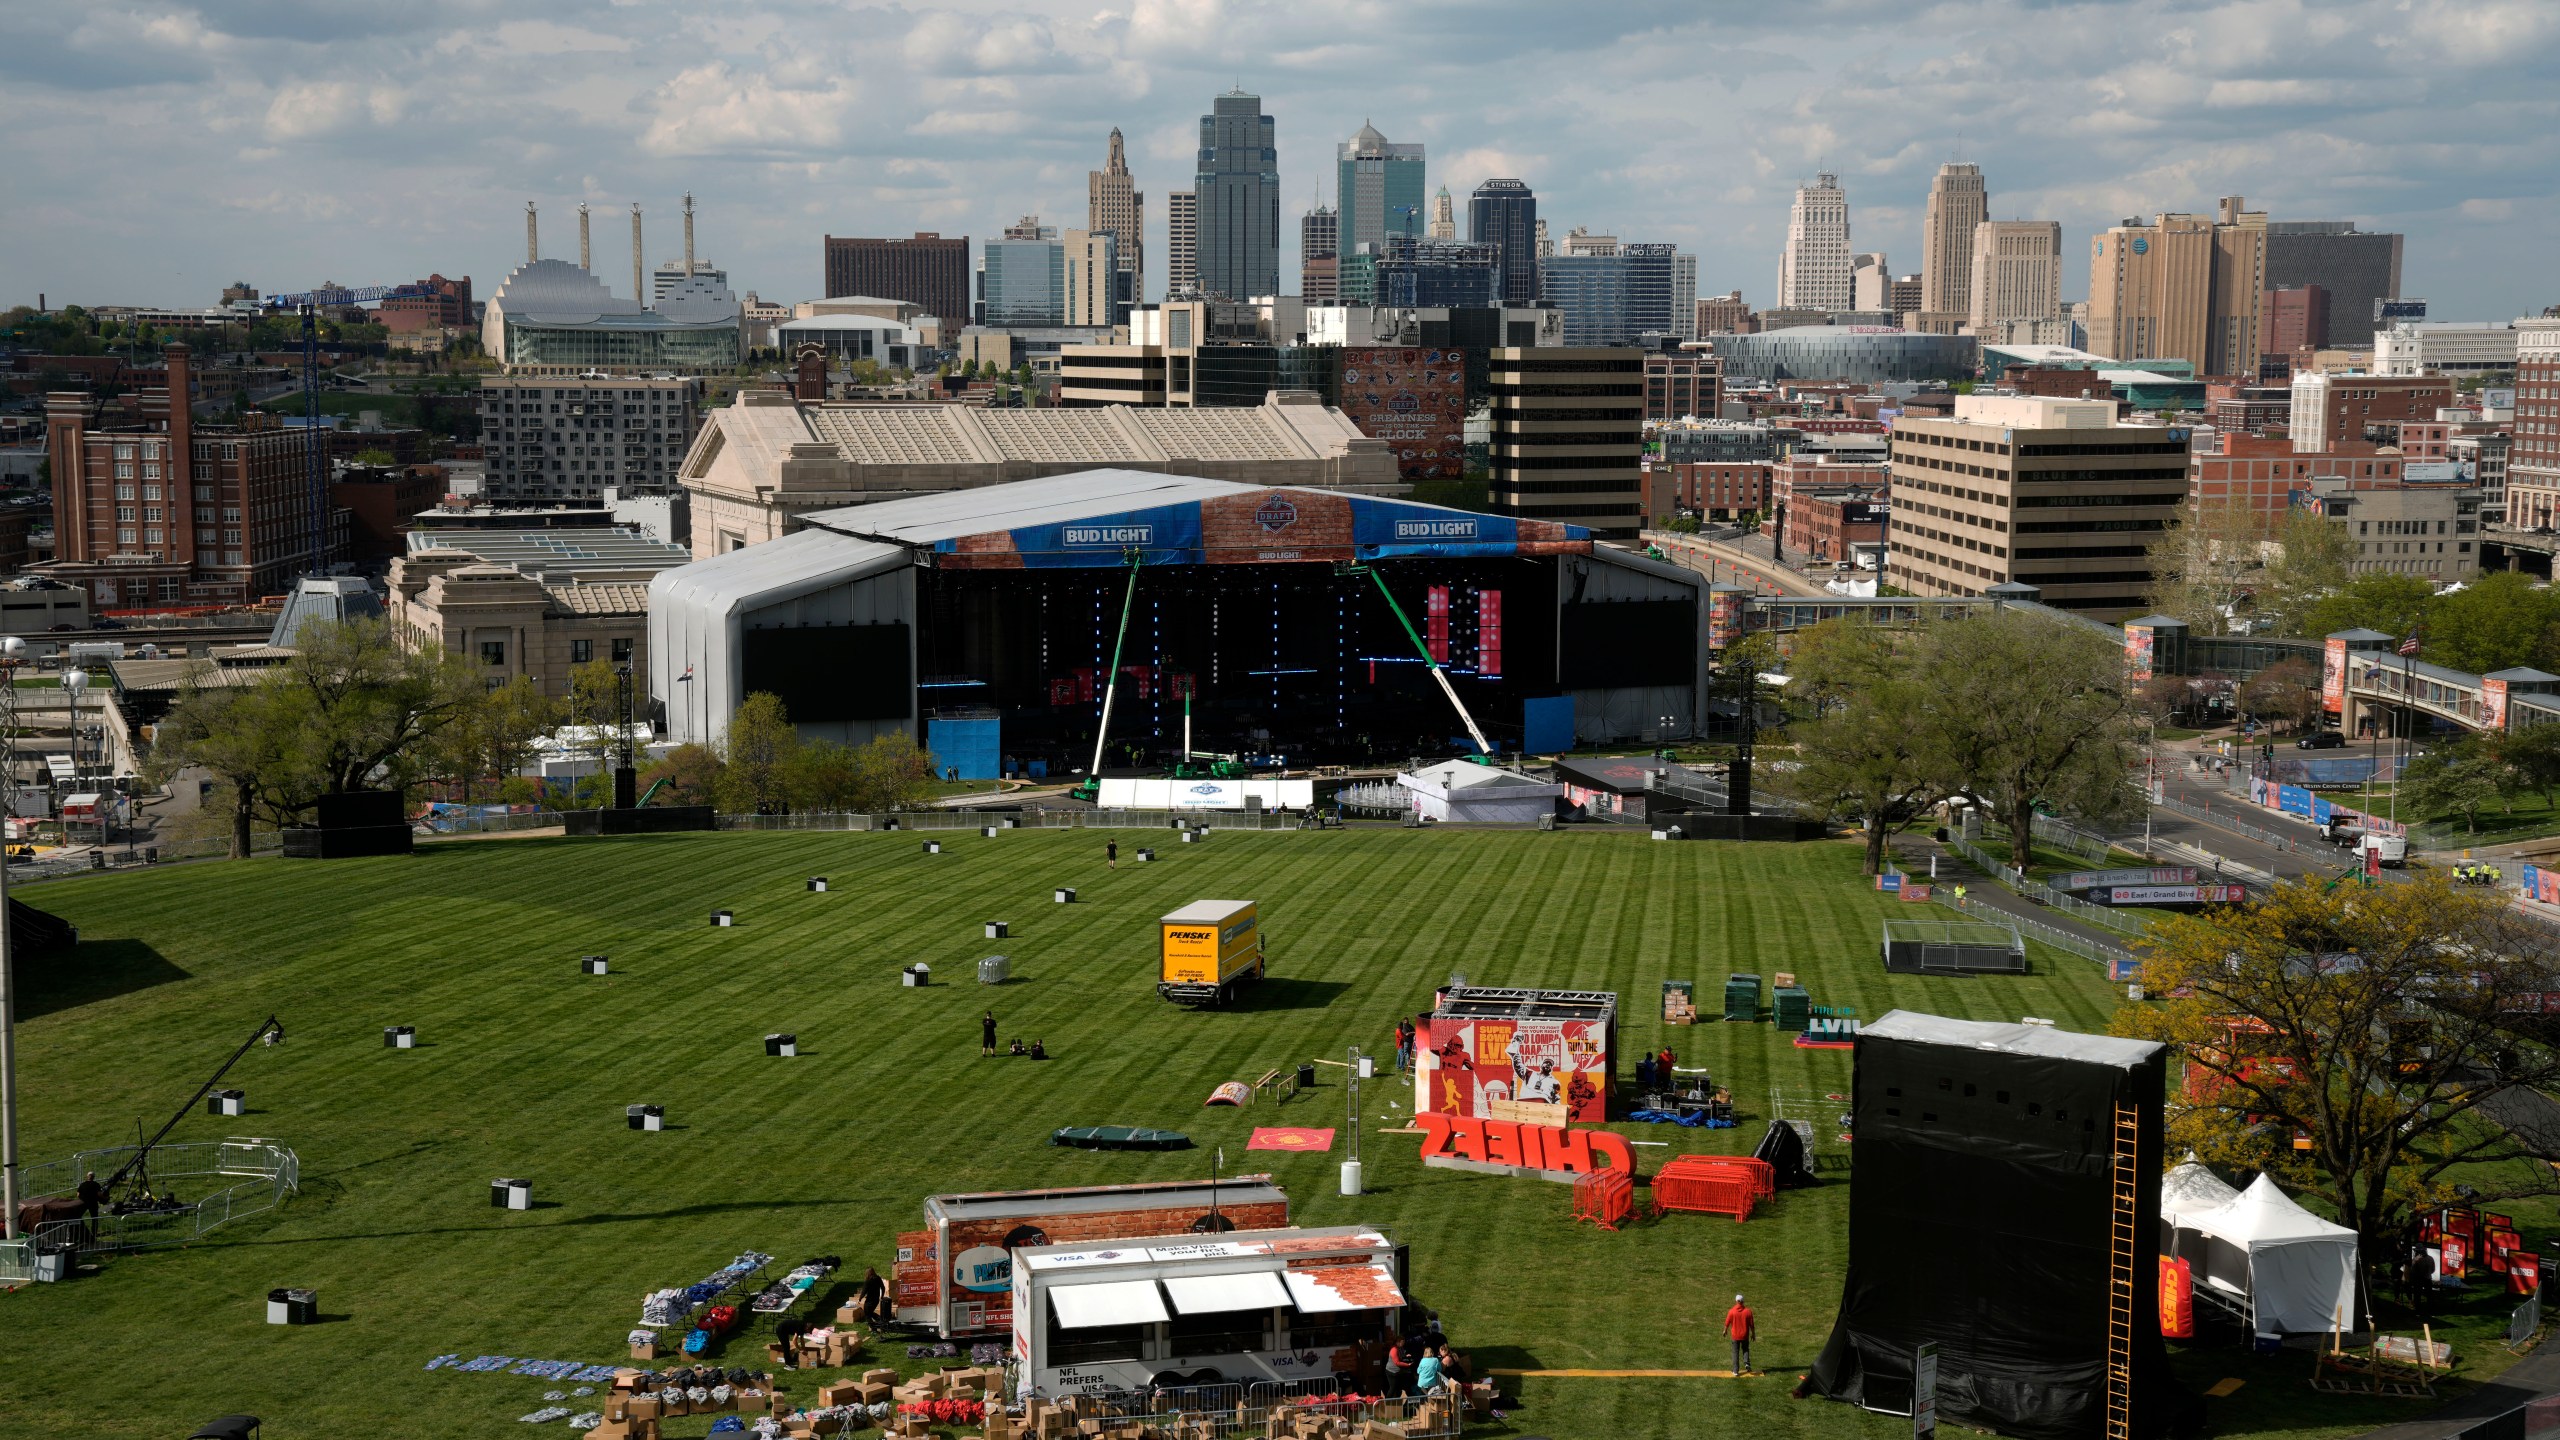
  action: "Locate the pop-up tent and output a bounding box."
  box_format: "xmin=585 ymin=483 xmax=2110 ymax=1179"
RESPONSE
xmin=2181 ymin=1174 xmax=2360 ymax=1334
xmin=1394 ymin=760 xmax=1562 ymax=825
xmin=2159 ymin=1158 xmax=2241 ymax=1262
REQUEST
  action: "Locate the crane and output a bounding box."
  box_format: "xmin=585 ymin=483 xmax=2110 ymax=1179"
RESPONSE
xmin=1337 ymin=560 xmax=1492 ymax=757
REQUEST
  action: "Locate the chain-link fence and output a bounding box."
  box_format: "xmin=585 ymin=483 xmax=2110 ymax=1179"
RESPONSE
xmin=1946 ymin=834 xmax=2155 ymax=939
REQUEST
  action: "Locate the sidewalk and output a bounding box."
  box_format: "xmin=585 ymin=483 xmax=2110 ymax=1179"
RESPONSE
xmin=1889 ymin=833 xmax=2139 ymax=960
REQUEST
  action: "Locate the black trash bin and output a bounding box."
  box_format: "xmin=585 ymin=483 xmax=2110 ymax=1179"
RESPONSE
xmin=1297 ymin=1063 xmax=1317 ymax=1091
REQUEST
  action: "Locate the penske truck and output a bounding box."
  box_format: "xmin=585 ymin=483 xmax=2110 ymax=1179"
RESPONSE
xmin=1158 ymin=900 xmax=1264 ymax=1006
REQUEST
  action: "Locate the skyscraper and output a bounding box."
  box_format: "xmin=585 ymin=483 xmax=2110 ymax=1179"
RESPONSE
xmin=822 ymin=233 xmax=971 ymax=331
xmin=1967 ymin=220 xmax=2063 ymax=331
xmin=1777 ymin=173 xmax=1851 ymax=313
xmin=1851 ymin=253 xmax=1891 ymax=312
xmin=2087 ymin=196 xmax=2267 ymax=376
xmin=1426 ymin=185 xmax=1455 ymax=239
xmin=1166 ymin=190 xmax=1198 ymax=298
xmin=1300 ymin=204 xmax=1339 ymax=303
xmin=1919 ymin=162 xmax=1987 ymax=319
xmin=1087 ymin=128 xmax=1144 ymax=307
xmin=2265 ymin=221 xmax=2404 ymax=348
xmin=1195 ymin=90 xmax=1279 ymax=301
xmin=1467 ymin=178 xmax=1538 ymax=307
xmin=1335 ymin=121 xmax=1425 ymax=261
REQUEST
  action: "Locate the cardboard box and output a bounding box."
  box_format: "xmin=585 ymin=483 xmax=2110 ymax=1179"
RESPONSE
xmin=836 ymin=1303 xmax=865 ymax=1326
xmin=582 ymin=1422 xmax=632 ymax=1440
xmin=631 ymin=1339 xmax=660 ymax=1360
xmin=623 ymin=1396 xmax=663 ymax=1422
xmin=857 ymin=1382 xmax=892 ymax=1405
xmin=612 ymin=1368 xmax=646 ymax=1393
xmin=864 ymin=1368 xmax=899 ymax=1385
xmin=818 ymin=1380 xmax=862 ymax=1408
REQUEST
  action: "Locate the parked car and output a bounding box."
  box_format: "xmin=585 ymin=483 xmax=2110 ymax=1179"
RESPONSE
xmin=2297 ymin=730 xmax=2347 ymax=750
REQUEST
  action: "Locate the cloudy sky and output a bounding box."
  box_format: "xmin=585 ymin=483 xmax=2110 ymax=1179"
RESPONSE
xmin=5 ymin=0 xmax=2555 ymax=319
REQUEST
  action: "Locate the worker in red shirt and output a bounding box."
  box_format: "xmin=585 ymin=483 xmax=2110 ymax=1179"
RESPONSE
xmin=1725 ymin=1293 xmax=1755 ymax=1377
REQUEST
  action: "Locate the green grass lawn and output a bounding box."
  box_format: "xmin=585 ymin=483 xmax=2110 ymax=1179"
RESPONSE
xmin=0 ymin=829 xmax=2516 ymax=1438
xmin=2410 ymin=789 xmax=2560 ymax=849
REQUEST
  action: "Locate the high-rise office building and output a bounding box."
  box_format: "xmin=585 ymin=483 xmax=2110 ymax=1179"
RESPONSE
xmin=978 ymin=238 xmax=1065 ymax=326
xmin=1920 ymin=162 xmax=1988 ymax=319
xmin=1539 ymin=254 xmax=1631 ymax=346
xmin=1467 ymin=178 xmax=1538 ymax=307
xmin=1777 ymin=173 xmax=1851 ymax=313
xmin=1003 ymin=215 xmax=1058 ymax=240
xmin=1967 ymin=221 xmax=2063 ymax=331
xmin=2260 ymin=285 xmax=2328 ymax=362
xmin=1624 ymin=244 xmax=1695 ymax=339
xmin=1534 ymin=218 xmax=1552 ymax=261
xmin=1852 ymin=253 xmax=1891 ymax=313
xmin=1062 ymin=230 xmax=1122 ymax=327
xmin=1087 ymin=128 xmax=1144 ymax=306
xmin=1338 ymin=237 xmax=1498 ymax=308
xmin=821 ymin=232 xmax=971 ymax=331
xmin=1562 ymin=227 xmax=1619 ymax=257
xmin=1166 ymin=190 xmax=1199 ymax=298
xmin=1196 ymin=91 xmax=1280 ymax=301
xmin=2265 ymin=221 xmax=2403 ymax=349
xmin=1300 ymin=205 xmax=1340 ymax=303
xmin=1336 ymin=121 xmax=1425 ymax=262
xmin=1488 ymin=347 xmax=1645 ymax=538
xmin=2086 ymin=196 xmax=2266 ymax=377
xmin=1427 ymin=186 xmax=1455 ymax=240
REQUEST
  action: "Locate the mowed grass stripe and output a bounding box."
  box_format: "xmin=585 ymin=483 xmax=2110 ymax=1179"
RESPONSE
xmin=8 ymin=828 xmax=2141 ymax=1440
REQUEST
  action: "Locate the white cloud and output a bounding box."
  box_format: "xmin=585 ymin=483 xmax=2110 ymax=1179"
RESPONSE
xmin=2 ymin=0 xmax=2553 ymax=319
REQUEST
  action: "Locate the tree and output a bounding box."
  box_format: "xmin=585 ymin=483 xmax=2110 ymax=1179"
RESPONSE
xmin=2490 ymin=722 xmax=2560 ymax=808
xmin=2298 ymin=573 xmax=2434 ymax=645
xmin=2398 ymin=738 xmax=2513 ymax=834
xmin=146 ymin=677 xmax=301 ymax=858
xmin=1785 ymin=617 xmax=1906 ymax=718
xmin=785 ymin=739 xmax=863 ymax=811
xmin=2112 ymin=875 xmax=2560 ymax=1262
xmin=2254 ymin=506 xmax=2357 ymax=637
xmin=271 ymin=618 xmax=483 ymax=797
xmin=637 ymin=743 xmax=723 ymax=807
xmin=2237 ymin=656 xmax=2323 ymax=734
xmin=1919 ymin=610 xmax=2144 ymax=866
xmin=850 ymin=732 xmax=940 ymax=812
xmin=1778 ymin=667 xmax=1947 ymax=876
xmin=2430 ymin=571 xmax=2560 ymax=674
xmin=2144 ymin=499 xmax=2269 ymax=634
xmin=437 ymin=673 xmax=553 ymax=806
xmin=715 ymin=692 xmax=799 ymax=813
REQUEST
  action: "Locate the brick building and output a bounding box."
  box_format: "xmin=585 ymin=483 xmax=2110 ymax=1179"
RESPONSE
xmin=1695 ymin=291 xmax=1754 ymax=335
xmin=330 ymin=464 xmax=450 ymax=565
xmin=821 ymin=233 xmax=972 ymax=333
xmin=1785 ymin=486 xmax=1889 ymax=564
xmin=2510 ymin=318 xmax=2560 ymax=530
xmin=2260 ymin=285 xmax=2327 ymax=366
xmin=1642 ymin=350 xmax=1722 ymax=421
xmin=42 ymin=345 xmax=345 ymax=609
xmin=1764 ymin=454 xmax=1889 ymax=552
xmin=2289 ymin=372 xmax=2453 ymax=453
xmin=1668 ymin=461 xmax=1770 ymax=519
xmin=2187 ymin=433 xmax=2404 ymax=515
xmin=2206 ymin=383 xmax=2291 ymax=435
xmin=377 ymin=274 xmax=474 ymax=333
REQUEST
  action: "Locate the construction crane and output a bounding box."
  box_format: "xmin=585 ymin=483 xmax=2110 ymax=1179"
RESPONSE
xmin=265 ymin=279 xmax=436 ymax=310
xmin=1337 ymin=560 xmax=1492 ymax=756
xmin=1069 ymin=551 xmax=1147 ymax=803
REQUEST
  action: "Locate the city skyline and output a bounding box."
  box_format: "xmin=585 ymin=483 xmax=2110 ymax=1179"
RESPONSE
xmin=4 ymin=1 xmax=2557 ymax=318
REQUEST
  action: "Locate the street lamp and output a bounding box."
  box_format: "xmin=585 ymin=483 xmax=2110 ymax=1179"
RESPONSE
xmin=2 ymin=633 xmax=25 ymax=1240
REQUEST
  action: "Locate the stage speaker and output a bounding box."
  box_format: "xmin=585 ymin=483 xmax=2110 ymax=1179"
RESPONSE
xmin=1805 ymin=1011 xmax=2192 ymax=1440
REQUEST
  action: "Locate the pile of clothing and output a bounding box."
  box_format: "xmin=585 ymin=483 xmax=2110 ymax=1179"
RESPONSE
xmin=643 ymin=1251 xmax=777 ymax=1325
xmin=423 ymin=1355 xmax=623 ymax=1383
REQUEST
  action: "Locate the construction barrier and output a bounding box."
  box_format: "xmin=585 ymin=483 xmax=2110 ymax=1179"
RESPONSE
xmin=1572 ymin=1169 xmax=1634 ymax=1231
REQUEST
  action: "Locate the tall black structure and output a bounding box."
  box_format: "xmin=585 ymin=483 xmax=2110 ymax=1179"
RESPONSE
xmin=2265 ymin=221 xmax=2403 ymax=349
xmin=1195 ymin=91 xmax=1279 ymax=302
xmin=1468 ymin=179 xmax=1539 ymax=307
xmin=1806 ymin=1012 xmax=2193 ymax=1440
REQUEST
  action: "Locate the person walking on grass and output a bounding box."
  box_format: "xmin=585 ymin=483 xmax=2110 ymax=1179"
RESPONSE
xmin=1107 ymin=839 xmax=1118 ymax=871
xmin=1725 ymin=1294 xmax=1755 ymax=1377
xmin=982 ymin=1010 xmax=998 ymax=1056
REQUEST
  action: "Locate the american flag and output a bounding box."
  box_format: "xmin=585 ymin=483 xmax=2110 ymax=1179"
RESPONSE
xmin=2398 ymin=633 xmax=2421 ymax=657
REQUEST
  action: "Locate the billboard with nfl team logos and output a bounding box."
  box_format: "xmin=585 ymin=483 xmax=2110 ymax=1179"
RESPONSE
xmin=1338 ymin=347 xmax=1467 ymax=481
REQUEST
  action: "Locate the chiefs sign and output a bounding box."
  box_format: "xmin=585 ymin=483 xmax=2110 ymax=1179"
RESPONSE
xmin=1417 ymin=1111 xmax=1636 ymax=1177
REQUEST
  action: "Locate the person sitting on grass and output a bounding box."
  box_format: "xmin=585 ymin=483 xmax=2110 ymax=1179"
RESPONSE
xmin=1029 ymin=1039 xmax=1047 ymax=1060
xmin=1010 ymin=1038 xmax=1028 ymax=1057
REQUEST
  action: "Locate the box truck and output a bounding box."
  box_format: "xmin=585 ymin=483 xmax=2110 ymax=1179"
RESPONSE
xmin=1158 ymin=900 xmax=1264 ymax=1006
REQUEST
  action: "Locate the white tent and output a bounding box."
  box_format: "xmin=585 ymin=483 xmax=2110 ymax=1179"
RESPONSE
xmin=2159 ymin=1159 xmax=2242 ymax=1276
xmin=1393 ymin=760 xmax=1562 ymax=825
xmin=2181 ymin=1174 xmax=2360 ymax=1335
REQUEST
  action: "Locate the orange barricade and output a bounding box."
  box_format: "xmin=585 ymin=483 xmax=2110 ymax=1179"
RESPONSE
xmin=1658 ymin=1153 xmax=1776 ymax=1199
xmin=2513 ymin=1253 xmax=2543 ymax=1297
xmin=1572 ymin=1169 xmax=1635 ymax=1231
xmin=1652 ymin=1171 xmax=1755 ymax=1222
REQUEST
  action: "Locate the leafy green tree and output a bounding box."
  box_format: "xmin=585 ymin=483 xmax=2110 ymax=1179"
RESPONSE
xmin=638 ymin=743 xmax=723 ymax=807
xmin=2429 ymin=571 xmax=2560 ymax=674
xmin=2491 ymin=723 xmax=2560 ymax=808
xmin=273 ymin=618 xmax=484 ymax=797
xmin=715 ymin=692 xmax=799 ymax=813
xmin=147 ymin=678 xmax=302 ymax=858
xmin=785 ymin=739 xmax=862 ymax=811
xmin=1919 ymin=610 xmax=2144 ymax=865
xmin=2236 ymin=656 xmax=2322 ymax=734
xmin=850 ymin=731 xmax=940 ymax=812
xmin=2255 ymin=507 xmax=2358 ymax=637
xmin=437 ymin=673 xmax=554 ymax=806
xmin=2297 ymin=573 xmax=2433 ymax=644
xmin=1778 ymin=666 xmax=1947 ymax=875
xmin=2398 ymin=738 xmax=2514 ymax=834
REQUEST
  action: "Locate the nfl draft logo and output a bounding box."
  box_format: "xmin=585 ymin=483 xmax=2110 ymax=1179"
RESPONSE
xmin=1254 ymin=494 xmax=1299 ymax=533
